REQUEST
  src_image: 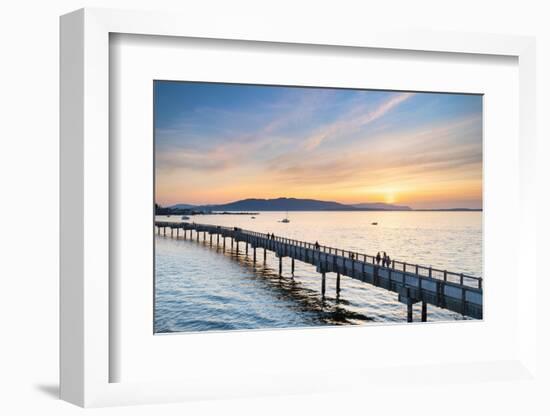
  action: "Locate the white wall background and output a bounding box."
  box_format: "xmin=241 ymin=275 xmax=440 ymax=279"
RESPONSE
xmin=0 ymin=1 xmax=548 ymax=415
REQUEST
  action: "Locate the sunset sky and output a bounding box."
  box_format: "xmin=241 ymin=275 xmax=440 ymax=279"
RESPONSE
xmin=154 ymin=81 xmax=482 ymax=209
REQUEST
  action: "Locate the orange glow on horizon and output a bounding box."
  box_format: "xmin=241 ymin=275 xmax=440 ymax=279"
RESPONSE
xmin=156 ymin=177 xmax=482 ymax=210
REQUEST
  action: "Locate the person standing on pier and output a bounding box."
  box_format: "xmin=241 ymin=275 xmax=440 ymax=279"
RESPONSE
xmin=382 ymin=252 xmax=388 ymax=267
xmin=315 ymin=241 xmax=320 ymax=250
xmin=376 ymin=252 xmax=381 ymax=265
xmin=386 ymin=254 xmax=392 ymax=268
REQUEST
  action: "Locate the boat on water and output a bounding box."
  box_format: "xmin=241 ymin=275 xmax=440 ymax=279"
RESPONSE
xmin=181 ymin=215 xmax=190 ymax=220
xmin=251 ymin=216 xmax=256 ymax=219
xmin=371 ymin=222 xmax=378 ymax=225
xmin=280 ymin=212 xmax=290 ymax=223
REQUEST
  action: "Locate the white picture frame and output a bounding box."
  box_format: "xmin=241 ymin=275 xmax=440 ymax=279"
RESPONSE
xmin=60 ymin=7 xmax=538 ymax=408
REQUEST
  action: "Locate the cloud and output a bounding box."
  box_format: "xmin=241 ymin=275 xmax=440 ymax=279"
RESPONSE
xmin=155 ymin=89 xmax=338 ymax=173
xmin=266 ymin=114 xmax=482 ymax=190
xmin=303 ymin=92 xmax=414 ymax=151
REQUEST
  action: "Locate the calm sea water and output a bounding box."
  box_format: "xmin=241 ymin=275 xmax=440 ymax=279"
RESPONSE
xmin=154 ymin=211 xmax=482 ymax=333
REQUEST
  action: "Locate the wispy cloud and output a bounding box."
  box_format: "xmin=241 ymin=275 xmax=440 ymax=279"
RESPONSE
xmin=155 ymin=88 xmax=337 ymax=172
xmin=260 ymin=114 xmax=482 ymax=204
xmin=303 ymin=92 xmax=414 ymax=151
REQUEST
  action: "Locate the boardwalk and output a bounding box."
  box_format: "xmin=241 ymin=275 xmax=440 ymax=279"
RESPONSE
xmin=155 ymin=221 xmax=483 ymax=322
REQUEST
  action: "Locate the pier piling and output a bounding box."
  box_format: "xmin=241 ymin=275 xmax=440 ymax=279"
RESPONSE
xmin=291 ymin=257 xmax=295 ymax=275
xmin=279 ymin=256 xmax=282 ymax=276
xmin=321 ymin=272 xmax=326 ymax=297
xmin=336 ymin=272 xmax=341 ymax=296
xmin=407 ymin=303 xmax=413 ymax=323
xmin=421 ymin=301 xmax=427 ymax=322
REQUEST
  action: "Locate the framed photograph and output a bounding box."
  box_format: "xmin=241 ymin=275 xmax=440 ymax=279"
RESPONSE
xmin=152 ymin=80 xmax=483 ymax=334
xmin=60 ymin=8 xmax=537 ymax=408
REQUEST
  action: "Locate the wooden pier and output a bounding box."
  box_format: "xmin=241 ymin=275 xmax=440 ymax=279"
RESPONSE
xmin=155 ymin=221 xmax=483 ymax=322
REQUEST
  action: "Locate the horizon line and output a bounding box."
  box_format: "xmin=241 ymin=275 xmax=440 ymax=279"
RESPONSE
xmin=156 ymin=197 xmax=482 ymax=211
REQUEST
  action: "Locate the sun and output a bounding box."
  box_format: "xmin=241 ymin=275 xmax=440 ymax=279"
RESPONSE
xmin=384 ymin=190 xmax=397 ymax=204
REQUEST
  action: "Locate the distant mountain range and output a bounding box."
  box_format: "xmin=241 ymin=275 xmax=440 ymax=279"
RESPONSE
xmin=169 ymin=203 xmax=197 ymax=210
xmin=168 ymin=197 xmax=415 ymax=211
xmin=164 ymin=198 xmax=483 ymax=212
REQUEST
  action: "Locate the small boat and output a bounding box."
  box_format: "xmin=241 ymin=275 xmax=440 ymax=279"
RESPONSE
xmin=251 ymin=216 xmax=256 ymax=219
xmin=281 ymin=211 xmax=290 ymax=223
xmin=371 ymin=222 xmax=378 ymax=225
xmin=181 ymin=215 xmax=190 ymax=220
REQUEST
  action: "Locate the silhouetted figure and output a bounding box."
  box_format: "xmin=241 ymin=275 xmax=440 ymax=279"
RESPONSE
xmin=315 ymin=241 xmax=320 ymax=250
xmin=376 ymin=252 xmax=381 ymax=265
xmin=383 ymin=251 xmax=388 ymax=267
xmin=387 ymin=255 xmax=392 ymax=268
xmin=272 ymin=233 xmax=275 ymax=240
xmin=350 ymin=253 xmax=355 ymax=260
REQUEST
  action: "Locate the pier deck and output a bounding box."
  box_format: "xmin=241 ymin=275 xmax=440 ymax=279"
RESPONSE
xmin=155 ymin=221 xmax=483 ymax=321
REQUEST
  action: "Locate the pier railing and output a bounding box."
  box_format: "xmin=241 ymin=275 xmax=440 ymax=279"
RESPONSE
xmin=155 ymin=221 xmax=482 ymax=289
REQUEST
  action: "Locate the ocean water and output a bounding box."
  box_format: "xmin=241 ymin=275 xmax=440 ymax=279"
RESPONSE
xmin=154 ymin=211 xmax=482 ymax=333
